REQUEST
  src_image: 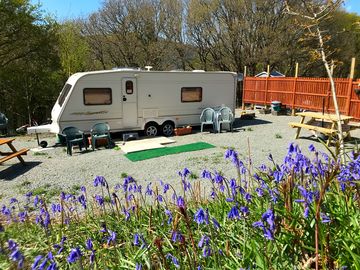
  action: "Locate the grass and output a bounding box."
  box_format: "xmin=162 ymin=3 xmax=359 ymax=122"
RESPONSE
xmin=125 ymin=142 xmax=216 ymax=162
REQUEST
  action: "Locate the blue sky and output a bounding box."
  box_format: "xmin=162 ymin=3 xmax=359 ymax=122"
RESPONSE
xmin=31 ymin=0 xmax=359 ymax=21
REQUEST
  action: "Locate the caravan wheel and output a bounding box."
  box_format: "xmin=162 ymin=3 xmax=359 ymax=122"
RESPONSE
xmin=144 ymin=123 xmax=159 ymax=136
xmin=161 ymin=121 xmax=174 ymax=136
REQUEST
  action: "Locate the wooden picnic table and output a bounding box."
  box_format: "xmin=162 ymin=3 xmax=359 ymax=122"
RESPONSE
xmin=288 ymin=111 xmax=357 ymax=146
xmin=0 ymin=138 xmax=29 ymax=165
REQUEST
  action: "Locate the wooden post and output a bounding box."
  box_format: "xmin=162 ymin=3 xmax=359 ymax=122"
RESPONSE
xmin=291 ymin=62 xmax=299 ymax=115
xmin=264 ymin=65 xmax=270 ymax=108
xmin=242 ymin=66 xmax=247 ymax=110
xmin=345 ymin=58 xmax=356 ymax=115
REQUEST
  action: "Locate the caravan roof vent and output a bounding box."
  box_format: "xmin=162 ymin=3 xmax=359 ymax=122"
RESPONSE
xmin=144 ymin=66 xmax=153 ymax=71
xmin=112 ymin=67 xmax=141 ymax=71
xmin=192 ymin=70 xmax=205 ymax=72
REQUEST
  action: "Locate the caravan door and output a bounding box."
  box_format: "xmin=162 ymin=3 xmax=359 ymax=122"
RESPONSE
xmin=122 ymin=78 xmax=138 ymax=127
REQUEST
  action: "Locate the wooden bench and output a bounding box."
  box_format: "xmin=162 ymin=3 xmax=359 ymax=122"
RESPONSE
xmin=0 ymin=148 xmax=29 ymax=165
xmin=288 ymin=122 xmax=337 ymax=146
xmin=289 ymin=122 xmax=337 ymax=135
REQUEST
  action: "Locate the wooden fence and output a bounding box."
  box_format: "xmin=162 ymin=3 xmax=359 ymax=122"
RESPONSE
xmin=243 ymin=77 xmax=360 ymax=120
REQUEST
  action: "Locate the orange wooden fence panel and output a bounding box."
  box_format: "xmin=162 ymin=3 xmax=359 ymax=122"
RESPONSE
xmin=243 ymin=77 xmax=360 ymax=120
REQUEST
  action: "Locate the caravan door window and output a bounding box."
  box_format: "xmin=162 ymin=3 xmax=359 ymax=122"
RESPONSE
xmin=181 ymin=87 xmax=202 ymax=102
xmin=125 ymin=81 xmax=133 ymax=94
xmin=83 ymin=88 xmax=112 ymax=105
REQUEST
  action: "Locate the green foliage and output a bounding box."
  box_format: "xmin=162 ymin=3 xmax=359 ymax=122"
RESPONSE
xmin=1 ymin=145 xmax=360 ymax=269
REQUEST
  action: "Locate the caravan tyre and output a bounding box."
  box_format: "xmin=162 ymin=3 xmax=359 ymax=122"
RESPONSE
xmin=161 ymin=122 xmax=174 ymax=136
xmin=145 ymin=123 xmax=159 ymax=136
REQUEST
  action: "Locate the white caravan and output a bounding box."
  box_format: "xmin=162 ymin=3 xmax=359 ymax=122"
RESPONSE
xmin=28 ymin=69 xmax=237 ymax=137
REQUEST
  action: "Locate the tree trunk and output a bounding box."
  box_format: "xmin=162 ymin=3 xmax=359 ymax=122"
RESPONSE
xmin=316 ymin=26 xmax=345 ymax=164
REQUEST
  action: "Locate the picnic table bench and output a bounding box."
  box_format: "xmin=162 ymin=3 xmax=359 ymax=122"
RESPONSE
xmin=0 ymin=138 xmax=29 ymax=165
xmin=289 ymin=111 xmax=357 ymax=146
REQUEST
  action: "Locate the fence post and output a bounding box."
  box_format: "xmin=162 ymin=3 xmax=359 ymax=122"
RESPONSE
xmin=345 ymin=57 xmax=356 ymax=115
xmin=291 ymin=62 xmax=299 ymax=115
xmin=264 ymin=65 xmax=270 ymax=107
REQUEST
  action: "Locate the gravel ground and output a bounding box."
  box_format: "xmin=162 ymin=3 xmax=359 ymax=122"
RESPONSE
xmin=1 ymin=110 xmax=359 ymax=205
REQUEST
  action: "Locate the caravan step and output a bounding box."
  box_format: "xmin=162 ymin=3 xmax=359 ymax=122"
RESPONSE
xmin=122 ymin=132 xmax=139 ymax=144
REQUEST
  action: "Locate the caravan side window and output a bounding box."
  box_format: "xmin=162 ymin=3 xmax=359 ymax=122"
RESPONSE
xmin=83 ymin=88 xmax=112 ymax=105
xmin=181 ymin=87 xmax=202 ymax=102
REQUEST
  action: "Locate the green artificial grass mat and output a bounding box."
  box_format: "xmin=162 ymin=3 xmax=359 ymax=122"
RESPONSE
xmin=125 ymin=142 xmax=216 ymax=162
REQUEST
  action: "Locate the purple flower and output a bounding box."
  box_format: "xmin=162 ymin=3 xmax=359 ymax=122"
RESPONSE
xmin=134 ymin=233 xmax=140 ymax=246
xmin=107 ymin=230 xmax=117 ymax=245
xmin=227 ymin=205 xmax=239 ymax=219
xmin=86 ymin=239 xmax=93 ymax=250
xmin=171 ymin=231 xmax=184 ymax=243
xmin=136 ymin=263 xmax=142 ymax=270
xmin=145 ymin=183 xmax=153 ymax=196
xmin=309 ymin=144 xmax=316 ymax=152
xmin=67 ymin=247 xmax=82 ymax=263
xmin=10 ymin=198 xmax=18 ymax=204
xmin=165 ymin=209 xmax=173 ymax=224
xmin=31 ymin=255 xmax=43 ymax=269
xmin=78 ymin=195 xmax=87 ymax=209
xmin=166 ymin=253 xmax=180 ymax=268
xmin=95 ymin=195 xmax=104 ymax=206
xmin=93 ymin=176 xmax=107 ymax=187
xmin=320 ymin=213 xmax=331 ymax=223
xmin=194 ymin=208 xmax=208 ymax=225
xmin=212 ymin=217 xmax=220 ymax=229
xmin=177 ymin=196 xmax=185 ymax=208
xmin=179 ymin=168 xmax=191 ymax=178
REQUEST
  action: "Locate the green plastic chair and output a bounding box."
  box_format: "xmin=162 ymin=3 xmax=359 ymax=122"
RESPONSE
xmin=61 ymin=126 xmax=87 ymax=156
xmin=216 ymin=107 xmax=234 ymax=133
xmin=200 ymin=108 xmax=216 ymax=132
xmin=90 ymin=123 xmax=112 ymax=150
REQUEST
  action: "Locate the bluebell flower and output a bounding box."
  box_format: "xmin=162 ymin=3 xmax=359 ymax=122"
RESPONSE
xmin=95 ymin=195 xmax=104 ymax=206
xmin=31 ymin=255 xmax=43 ymax=269
xmin=252 ymin=221 xmax=264 ymax=228
xmin=86 ymin=239 xmax=93 ymax=250
xmin=198 ymin=235 xmax=210 ymax=248
xmin=227 ymin=205 xmax=239 ymax=219
xmin=166 ymin=253 xmax=180 ymax=268
xmin=136 ymin=263 xmax=142 ymax=270
xmin=145 ymin=183 xmax=153 ymax=196
xmin=10 ymin=198 xmax=18 ymax=204
xmin=203 ymin=246 xmax=211 ymax=257
xmin=93 ymin=176 xmax=107 ymax=187
xmin=262 ymin=209 xmax=275 ymax=231
xmin=165 ymin=209 xmax=173 ymax=224
xmin=179 ymin=167 xmax=191 ymax=178
xmin=78 ymin=195 xmax=87 ymax=209
xmin=273 ymin=170 xmax=284 ymax=183
xmin=240 ymin=206 xmax=250 ymax=216
xmin=212 ymin=217 xmax=220 ymax=229
xmin=320 ymin=213 xmax=331 ymax=223
xmin=107 ymin=230 xmax=117 ymax=245
xmin=67 ymin=247 xmax=82 ymax=263
xmin=38 ymin=257 xmax=48 ymax=270
xmin=177 ymin=196 xmax=185 ymax=208
xmin=201 ymin=169 xmax=212 ymax=179
xmin=308 ymin=144 xmax=316 ymax=152
xmin=194 ymin=208 xmax=208 ymax=225
xmin=134 ymin=233 xmax=140 ymax=246
xmin=90 ymin=250 xmax=95 ymax=265
xmin=80 ymin=186 xmax=86 ymax=193
xmin=171 ymin=231 xmax=184 ymax=243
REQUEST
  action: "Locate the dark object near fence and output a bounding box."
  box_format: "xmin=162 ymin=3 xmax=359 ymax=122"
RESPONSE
xmin=355 ymin=88 xmax=360 ymax=97
xmin=0 ymin=112 xmax=8 ymax=135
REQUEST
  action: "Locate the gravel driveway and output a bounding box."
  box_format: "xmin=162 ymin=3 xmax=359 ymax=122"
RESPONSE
xmin=1 ymin=110 xmax=359 ymax=205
